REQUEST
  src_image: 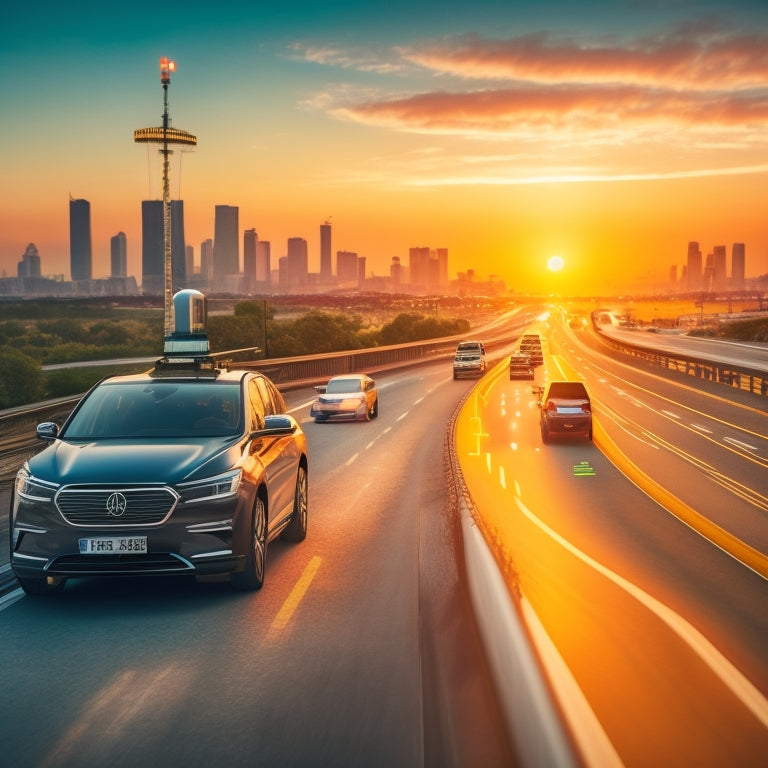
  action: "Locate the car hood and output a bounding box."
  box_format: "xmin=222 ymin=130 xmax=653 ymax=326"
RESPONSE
xmin=27 ymin=437 xmax=241 ymax=486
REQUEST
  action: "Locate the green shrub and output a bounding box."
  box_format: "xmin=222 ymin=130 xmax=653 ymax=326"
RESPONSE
xmin=0 ymin=347 xmax=46 ymax=408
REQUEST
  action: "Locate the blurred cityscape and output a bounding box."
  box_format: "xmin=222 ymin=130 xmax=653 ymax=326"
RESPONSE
xmin=4 ymin=200 xmax=507 ymax=299
xmin=3 ymin=198 xmax=766 ymax=301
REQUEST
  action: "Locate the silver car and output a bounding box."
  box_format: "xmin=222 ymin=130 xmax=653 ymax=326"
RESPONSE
xmin=310 ymin=374 xmax=379 ymax=422
xmin=453 ymin=340 xmax=487 ymax=379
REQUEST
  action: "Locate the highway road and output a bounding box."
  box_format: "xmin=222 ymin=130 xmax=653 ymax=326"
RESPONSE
xmin=600 ymin=323 xmax=768 ymax=370
xmin=0 ymin=345 xmax=529 ymax=768
xmin=1 ymin=308 xmax=767 ymax=767
xmin=456 ymin=311 xmax=768 ymax=766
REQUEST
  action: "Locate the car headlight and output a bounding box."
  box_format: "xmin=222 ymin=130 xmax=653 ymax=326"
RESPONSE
xmin=15 ymin=464 xmax=59 ymax=502
xmin=178 ymin=469 xmax=242 ymax=503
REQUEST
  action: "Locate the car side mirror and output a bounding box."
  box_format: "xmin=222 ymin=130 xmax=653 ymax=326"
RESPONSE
xmin=314 ymin=385 xmax=327 ymax=393
xmin=36 ymin=422 xmax=59 ymax=441
xmin=251 ymin=414 xmax=297 ymax=441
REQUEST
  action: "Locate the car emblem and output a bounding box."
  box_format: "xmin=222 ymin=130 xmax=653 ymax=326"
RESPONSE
xmin=106 ymin=492 xmax=128 ymax=517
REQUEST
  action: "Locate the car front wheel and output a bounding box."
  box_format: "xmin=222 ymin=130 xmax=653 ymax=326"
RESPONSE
xmin=231 ymin=495 xmax=267 ymax=591
xmin=281 ymin=464 xmax=308 ymax=543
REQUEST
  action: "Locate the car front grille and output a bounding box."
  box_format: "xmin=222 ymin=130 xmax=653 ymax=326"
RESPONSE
xmin=55 ymin=486 xmax=178 ymax=527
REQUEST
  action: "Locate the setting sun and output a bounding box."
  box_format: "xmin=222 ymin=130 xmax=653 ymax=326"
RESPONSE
xmin=547 ymin=255 xmax=565 ymax=273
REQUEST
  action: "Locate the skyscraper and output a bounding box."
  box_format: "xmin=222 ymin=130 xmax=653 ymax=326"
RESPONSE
xmin=213 ymin=205 xmax=239 ymax=291
xmin=732 ymin=243 xmax=746 ymax=290
xmin=357 ymin=256 xmax=366 ymax=287
xmin=110 ymin=232 xmax=127 ymax=278
xmin=18 ymin=243 xmax=41 ymax=279
xmin=435 ymin=248 xmax=449 ymax=288
xmin=712 ymin=245 xmax=727 ymax=292
xmin=390 ymin=256 xmax=402 ymax=287
xmin=286 ymin=237 xmax=308 ymax=290
xmin=320 ymin=221 xmax=332 ymax=283
xmin=185 ymin=245 xmax=194 ymax=281
xmin=141 ymin=200 xmax=186 ymax=294
xmin=243 ymin=228 xmax=257 ymax=294
xmin=337 ymin=250 xmax=358 ymax=285
xmin=256 ymin=240 xmax=271 ymax=289
xmin=69 ymin=198 xmax=92 ymax=282
xmin=686 ymin=241 xmax=702 ymax=292
xmin=409 ymin=246 xmax=431 ymax=291
xmin=200 ymin=239 xmax=214 ymax=286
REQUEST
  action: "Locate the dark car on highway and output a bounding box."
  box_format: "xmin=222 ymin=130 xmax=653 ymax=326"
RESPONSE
xmin=536 ymin=381 xmax=592 ymax=442
xmin=509 ymin=352 xmax=534 ymax=380
xmin=519 ymin=333 xmax=544 ymax=366
xmin=10 ymin=358 xmax=309 ymax=595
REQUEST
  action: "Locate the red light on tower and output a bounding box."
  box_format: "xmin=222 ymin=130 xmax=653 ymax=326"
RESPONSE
xmin=159 ymin=57 xmax=176 ymax=85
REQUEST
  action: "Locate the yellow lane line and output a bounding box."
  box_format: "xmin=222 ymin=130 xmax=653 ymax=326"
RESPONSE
xmin=267 ymin=556 xmax=322 ymax=639
xmin=593 ymin=417 xmax=768 ymax=581
xmin=551 ymin=352 xmax=768 ymax=578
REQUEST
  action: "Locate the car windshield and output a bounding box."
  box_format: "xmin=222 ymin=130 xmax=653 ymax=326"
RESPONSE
xmin=62 ymin=380 xmax=243 ymax=439
xmin=325 ymin=378 xmax=363 ymax=394
xmin=547 ymin=383 xmax=589 ymax=400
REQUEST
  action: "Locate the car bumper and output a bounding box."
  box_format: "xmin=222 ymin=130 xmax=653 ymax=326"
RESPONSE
xmin=10 ymin=492 xmax=252 ymax=581
xmin=543 ymin=416 xmax=592 ymax=438
xmin=454 ymin=366 xmax=484 ymax=377
xmin=311 ymin=401 xmax=368 ymax=419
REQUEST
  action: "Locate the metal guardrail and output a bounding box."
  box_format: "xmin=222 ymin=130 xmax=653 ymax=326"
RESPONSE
xmin=0 ymin=336 xmax=465 ymax=431
xmin=240 ymin=336 xmax=463 ymax=385
xmin=593 ymin=323 xmax=768 ymax=399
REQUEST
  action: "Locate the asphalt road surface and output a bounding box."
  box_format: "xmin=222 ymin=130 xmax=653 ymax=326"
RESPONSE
xmin=0 ymin=362 xmax=516 ymax=768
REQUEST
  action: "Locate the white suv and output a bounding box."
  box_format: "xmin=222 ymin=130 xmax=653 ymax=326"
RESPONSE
xmin=453 ymin=340 xmax=486 ymax=379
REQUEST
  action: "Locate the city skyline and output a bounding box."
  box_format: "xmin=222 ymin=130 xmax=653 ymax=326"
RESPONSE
xmin=3 ymin=194 xmax=761 ymax=298
xmin=1 ymin=1 xmax=767 ymax=296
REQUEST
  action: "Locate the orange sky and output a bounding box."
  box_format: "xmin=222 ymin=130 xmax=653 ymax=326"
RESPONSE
xmin=1 ymin=1 xmax=766 ymax=296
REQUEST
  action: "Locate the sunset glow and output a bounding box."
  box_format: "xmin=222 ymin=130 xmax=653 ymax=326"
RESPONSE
xmin=1 ymin=1 xmax=766 ymax=297
xmin=548 ymin=256 xmax=565 ymax=273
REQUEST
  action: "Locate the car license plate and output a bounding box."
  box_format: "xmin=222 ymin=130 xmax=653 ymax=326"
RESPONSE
xmin=79 ymin=536 xmax=148 ymax=554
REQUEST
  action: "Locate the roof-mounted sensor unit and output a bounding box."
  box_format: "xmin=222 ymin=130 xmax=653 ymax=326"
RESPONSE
xmin=163 ymin=289 xmax=210 ymax=357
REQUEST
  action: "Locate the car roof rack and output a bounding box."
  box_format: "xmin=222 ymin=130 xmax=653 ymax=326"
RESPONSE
xmin=151 ymin=354 xmax=222 ymax=377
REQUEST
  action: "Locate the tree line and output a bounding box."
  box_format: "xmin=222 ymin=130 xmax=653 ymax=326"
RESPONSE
xmin=0 ymin=300 xmax=469 ymax=408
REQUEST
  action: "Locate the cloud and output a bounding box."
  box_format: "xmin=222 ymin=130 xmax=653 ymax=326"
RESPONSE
xmin=404 ymin=30 xmax=768 ymax=91
xmin=293 ymin=23 xmax=768 ymax=184
xmin=297 ymin=25 xmax=768 ymax=140
xmin=332 ymin=84 xmax=768 ymax=137
xmin=288 ymin=42 xmax=409 ymax=75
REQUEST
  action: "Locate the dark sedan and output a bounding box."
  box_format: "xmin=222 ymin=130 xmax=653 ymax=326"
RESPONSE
xmin=536 ymin=381 xmax=593 ymax=442
xmin=10 ymin=361 xmax=309 ymax=595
